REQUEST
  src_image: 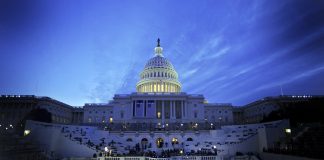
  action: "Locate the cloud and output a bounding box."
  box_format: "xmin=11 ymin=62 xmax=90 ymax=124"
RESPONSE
xmin=209 ymin=47 xmax=230 ymax=59
xmin=190 ymin=36 xmax=224 ymax=62
xmin=182 ymin=68 xmax=198 ymax=79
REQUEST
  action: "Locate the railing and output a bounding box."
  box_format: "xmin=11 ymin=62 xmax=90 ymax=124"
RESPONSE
xmin=97 ymin=122 xmax=224 ymax=131
xmin=89 ymin=156 xmax=222 ymax=160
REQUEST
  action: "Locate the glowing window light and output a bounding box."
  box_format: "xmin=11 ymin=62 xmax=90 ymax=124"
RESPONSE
xmin=24 ymin=130 xmax=31 ymax=136
xmin=179 ymin=150 xmax=183 ymax=154
xmin=172 ymin=138 xmax=178 ymax=143
xmin=109 ymin=117 xmax=113 ymax=123
xmin=285 ymin=128 xmax=291 ymax=134
xmin=157 ymin=112 xmax=161 ymax=118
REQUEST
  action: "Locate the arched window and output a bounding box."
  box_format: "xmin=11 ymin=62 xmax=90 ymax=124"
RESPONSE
xmin=141 ymin=138 xmax=148 ymax=149
xmin=156 ymin=138 xmax=164 ymax=148
xmin=154 ymin=72 xmax=156 ymax=77
xmin=186 ymin=137 xmax=193 ymax=141
xmin=126 ymin=138 xmax=133 ymax=142
xmin=171 ymin=137 xmax=179 ymax=145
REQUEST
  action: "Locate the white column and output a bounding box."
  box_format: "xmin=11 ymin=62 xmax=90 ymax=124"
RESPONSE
xmin=170 ymin=100 xmax=174 ymax=119
xmin=173 ymin=101 xmax=176 ymax=119
xmin=162 ymin=100 xmax=165 ymax=123
xmin=170 ymin=100 xmax=172 ymax=118
xmin=183 ymin=101 xmax=186 ymax=118
xmin=143 ymin=100 xmax=146 ymax=117
xmin=182 ymin=100 xmax=184 ymax=118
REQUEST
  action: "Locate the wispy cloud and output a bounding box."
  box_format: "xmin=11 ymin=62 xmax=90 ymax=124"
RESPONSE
xmin=182 ymin=68 xmax=198 ymax=79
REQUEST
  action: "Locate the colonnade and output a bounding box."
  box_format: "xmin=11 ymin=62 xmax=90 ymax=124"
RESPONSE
xmin=137 ymin=82 xmax=181 ymax=93
xmin=133 ymin=100 xmax=186 ymax=122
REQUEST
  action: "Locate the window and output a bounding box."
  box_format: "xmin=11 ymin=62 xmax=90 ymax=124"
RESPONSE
xmin=171 ymin=138 xmax=179 ymax=145
xmin=156 ymin=138 xmax=164 ymax=148
xmin=120 ymin=111 xmax=124 ymax=119
xmin=102 ymin=116 xmax=105 ymax=123
xmin=194 ymin=111 xmax=198 ymax=118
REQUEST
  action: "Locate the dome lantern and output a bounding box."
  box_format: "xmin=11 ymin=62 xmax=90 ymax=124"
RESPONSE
xmin=154 ymin=38 xmax=163 ymax=57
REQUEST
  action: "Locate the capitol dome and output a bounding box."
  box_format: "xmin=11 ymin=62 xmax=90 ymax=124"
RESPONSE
xmin=136 ymin=39 xmax=181 ymax=93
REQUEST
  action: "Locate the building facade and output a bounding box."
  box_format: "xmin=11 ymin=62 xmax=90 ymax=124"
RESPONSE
xmin=1 ymin=40 xmax=321 ymax=128
xmin=83 ymin=40 xmax=234 ymax=127
xmin=0 ymin=95 xmax=73 ymax=126
xmin=2 ymin=39 xmax=323 ymax=158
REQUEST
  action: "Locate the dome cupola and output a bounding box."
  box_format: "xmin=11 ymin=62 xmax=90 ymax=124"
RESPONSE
xmin=136 ymin=39 xmax=181 ymax=93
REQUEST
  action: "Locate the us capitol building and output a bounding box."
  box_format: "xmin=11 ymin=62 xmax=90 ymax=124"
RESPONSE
xmin=1 ymin=39 xmax=319 ymax=159
xmin=83 ymin=39 xmax=233 ymax=126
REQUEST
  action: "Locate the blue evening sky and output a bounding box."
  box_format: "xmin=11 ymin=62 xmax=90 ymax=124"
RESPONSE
xmin=1 ymin=0 xmax=324 ymax=106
